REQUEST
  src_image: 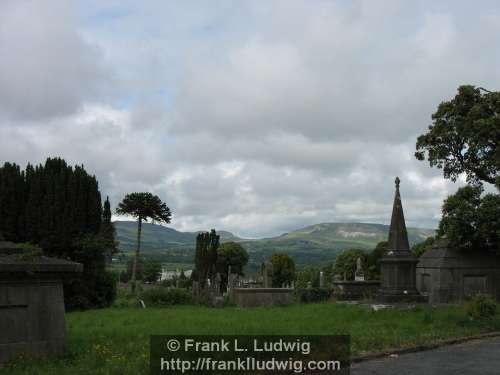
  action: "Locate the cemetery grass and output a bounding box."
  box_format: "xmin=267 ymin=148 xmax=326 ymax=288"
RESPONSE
xmin=3 ymin=303 xmax=500 ymax=375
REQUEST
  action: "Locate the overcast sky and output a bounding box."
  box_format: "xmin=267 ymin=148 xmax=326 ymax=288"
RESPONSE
xmin=1 ymin=1 xmax=499 ymax=238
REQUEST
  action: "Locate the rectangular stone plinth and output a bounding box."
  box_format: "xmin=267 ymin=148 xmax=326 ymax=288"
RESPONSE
xmin=332 ymin=281 xmax=380 ymax=300
xmin=0 ymin=280 xmax=67 ymax=364
xmin=231 ymin=288 xmax=294 ymax=308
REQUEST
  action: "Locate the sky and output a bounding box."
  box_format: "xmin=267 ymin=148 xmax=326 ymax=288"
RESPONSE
xmin=1 ymin=0 xmax=499 ymax=238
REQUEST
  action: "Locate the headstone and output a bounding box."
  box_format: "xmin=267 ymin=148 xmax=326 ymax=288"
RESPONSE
xmin=228 ymin=273 xmax=239 ymax=292
xmin=319 ymin=271 xmax=325 ymax=288
xmin=215 ymin=272 xmax=222 ymax=296
xmin=263 ymin=262 xmax=273 ymax=288
xmin=192 ymin=281 xmax=200 ymax=297
xmin=354 ymin=257 xmax=365 ymax=281
xmin=307 ymin=281 xmax=312 ymax=289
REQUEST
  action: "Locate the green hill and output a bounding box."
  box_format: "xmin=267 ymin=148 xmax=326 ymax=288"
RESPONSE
xmin=114 ymin=221 xmax=434 ymax=271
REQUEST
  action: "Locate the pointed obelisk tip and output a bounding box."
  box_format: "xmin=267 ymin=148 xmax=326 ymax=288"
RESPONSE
xmin=395 ymin=176 xmax=400 ymax=189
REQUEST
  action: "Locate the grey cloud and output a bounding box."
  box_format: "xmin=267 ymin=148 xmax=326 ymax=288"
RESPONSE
xmin=0 ymin=0 xmax=110 ymax=121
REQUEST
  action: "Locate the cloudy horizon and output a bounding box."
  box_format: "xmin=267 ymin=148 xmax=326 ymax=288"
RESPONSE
xmin=1 ymin=1 xmax=499 ymax=238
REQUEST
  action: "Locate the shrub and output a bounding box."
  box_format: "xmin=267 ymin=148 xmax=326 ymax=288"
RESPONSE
xmin=140 ymin=287 xmax=193 ymax=307
xmin=466 ymin=294 xmax=497 ymax=320
xmin=64 ymin=271 xmax=117 ymax=311
xmin=297 ymin=288 xmax=332 ymax=303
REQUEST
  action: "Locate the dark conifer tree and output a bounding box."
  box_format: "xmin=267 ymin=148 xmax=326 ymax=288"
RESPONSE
xmin=100 ymin=196 xmax=118 ymax=262
xmin=0 ymin=157 xmax=114 ymax=310
xmin=193 ymin=229 xmax=220 ymax=286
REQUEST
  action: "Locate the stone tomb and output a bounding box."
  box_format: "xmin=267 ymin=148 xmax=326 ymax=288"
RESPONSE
xmin=0 ymin=241 xmax=82 ymax=364
xmin=417 ymin=238 xmax=500 ymax=304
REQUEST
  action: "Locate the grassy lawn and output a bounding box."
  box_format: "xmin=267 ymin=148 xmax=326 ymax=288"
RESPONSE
xmin=2 ymin=303 xmax=500 ymax=375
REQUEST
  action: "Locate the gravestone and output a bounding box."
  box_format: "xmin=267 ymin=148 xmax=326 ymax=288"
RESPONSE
xmin=0 ymin=241 xmax=82 ymax=364
xmin=354 ymin=257 xmax=365 ymax=281
xmin=227 ymin=273 xmax=239 ymax=292
xmin=263 ymin=262 xmax=273 ymax=288
xmin=319 ymin=271 xmax=325 ymax=288
xmin=377 ymin=178 xmax=426 ymax=303
xmin=192 ymin=281 xmax=199 ymax=297
xmin=214 ymin=272 xmax=222 ymax=296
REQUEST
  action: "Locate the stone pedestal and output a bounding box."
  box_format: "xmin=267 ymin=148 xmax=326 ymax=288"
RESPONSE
xmin=0 ymin=242 xmax=82 ymax=365
xmin=378 ymin=256 xmax=426 ymax=303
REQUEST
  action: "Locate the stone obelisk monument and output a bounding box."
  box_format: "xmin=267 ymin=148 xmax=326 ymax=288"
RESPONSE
xmin=377 ymin=177 xmax=426 ymax=303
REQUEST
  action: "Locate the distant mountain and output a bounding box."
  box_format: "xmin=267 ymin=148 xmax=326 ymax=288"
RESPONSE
xmin=114 ymin=221 xmax=241 ymax=252
xmin=114 ymin=221 xmax=435 ymax=271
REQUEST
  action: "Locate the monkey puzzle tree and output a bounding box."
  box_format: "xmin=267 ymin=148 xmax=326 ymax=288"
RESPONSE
xmin=116 ymin=192 xmax=172 ymax=292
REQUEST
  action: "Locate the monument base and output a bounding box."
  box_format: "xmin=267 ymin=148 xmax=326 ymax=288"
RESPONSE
xmin=231 ymin=288 xmax=294 ymax=308
xmin=376 ymin=290 xmax=428 ymax=303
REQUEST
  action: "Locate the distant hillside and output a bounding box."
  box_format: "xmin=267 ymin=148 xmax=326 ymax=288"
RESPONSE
xmin=114 ymin=221 xmax=435 ymax=271
xmin=115 ymin=221 xmax=241 ymax=252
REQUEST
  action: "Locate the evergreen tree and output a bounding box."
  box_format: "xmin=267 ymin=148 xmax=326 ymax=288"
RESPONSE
xmin=0 ymin=157 xmax=115 ymax=310
xmin=100 ymin=196 xmax=118 ymax=262
xmin=193 ymin=229 xmax=220 ymax=287
xmin=0 ymin=162 xmax=25 ymax=242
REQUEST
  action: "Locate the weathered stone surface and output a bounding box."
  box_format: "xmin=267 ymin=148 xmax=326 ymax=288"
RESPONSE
xmin=0 ymin=242 xmax=82 ymax=364
xmin=231 ymin=288 xmax=293 ymax=308
xmin=332 ymin=280 xmax=380 ymax=300
xmin=417 ymin=238 xmax=500 ymax=303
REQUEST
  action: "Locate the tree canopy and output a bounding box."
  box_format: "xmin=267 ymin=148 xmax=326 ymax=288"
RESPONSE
xmin=365 ymin=241 xmax=387 ymax=279
xmin=270 ymin=252 xmax=295 ymax=287
xmin=333 ymin=249 xmax=366 ymax=281
xmin=116 ymin=192 xmax=172 ymax=223
xmin=438 ymin=185 xmax=499 ymax=253
xmin=415 ymin=85 xmax=499 ymax=188
xmin=216 ymin=241 xmax=249 ymax=276
xmin=411 ymin=236 xmax=435 ymax=258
